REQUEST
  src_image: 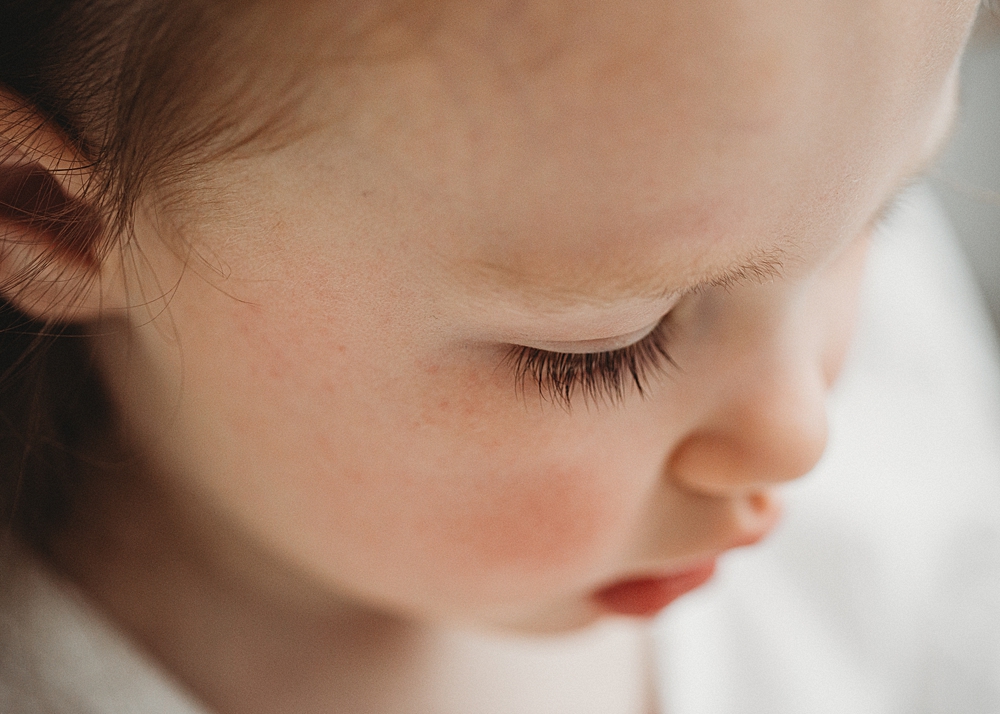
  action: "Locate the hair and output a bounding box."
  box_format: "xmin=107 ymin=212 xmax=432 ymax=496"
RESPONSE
xmin=0 ymin=0 xmax=432 ymax=557
xmin=0 ymin=0 xmax=285 ymax=553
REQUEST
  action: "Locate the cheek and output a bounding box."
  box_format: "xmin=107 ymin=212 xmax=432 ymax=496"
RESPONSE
xmin=326 ymin=384 xmax=648 ymax=606
xmin=324 ymin=391 xmax=647 ymax=609
xmin=394 ymin=366 xmax=646 ymax=597
xmin=416 ymin=461 xmax=635 ymax=590
xmin=203 ymin=302 xmax=645 ymax=608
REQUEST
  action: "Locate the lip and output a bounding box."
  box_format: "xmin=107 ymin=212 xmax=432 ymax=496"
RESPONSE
xmin=592 ymin=560 xmax=717 ymax=618
xmin=591 ymin=517 xmax=777 ymax=617
xmin=592 ymin=504 xmax=780 ymax=618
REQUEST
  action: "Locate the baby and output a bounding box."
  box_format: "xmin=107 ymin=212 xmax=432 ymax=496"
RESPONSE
xmin=0 ymin=1 xmax=993 ymax=713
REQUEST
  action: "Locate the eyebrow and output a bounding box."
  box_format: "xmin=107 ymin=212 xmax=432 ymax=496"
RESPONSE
xmin=692 ymin=245 xmax=789 ymax=291
xmin=467 ymin=241 xmax=792 ymax=313
xmin=660 ymin=163 xmax=930 ymax=298
xmin=469 ymin=139 xmax=949 ymax=314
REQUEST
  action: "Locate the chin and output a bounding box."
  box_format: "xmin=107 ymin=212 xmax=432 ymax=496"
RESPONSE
xmin=474 ymin=597 xmax=606 ymax=636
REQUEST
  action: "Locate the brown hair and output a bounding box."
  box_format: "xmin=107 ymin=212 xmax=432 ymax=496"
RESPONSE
xmin=0 ymin=0 xmax=427 ymax=554
xmin=0 ymin=0 xmax=282 ymax=551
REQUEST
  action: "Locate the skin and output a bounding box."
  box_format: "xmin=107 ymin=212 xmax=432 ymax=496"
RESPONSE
xmin=0 ymin=0 xmax=981 ymax=712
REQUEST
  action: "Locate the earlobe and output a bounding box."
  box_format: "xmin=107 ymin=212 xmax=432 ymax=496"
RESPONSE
xmin=0 ymin=91 xmax=118 ymax=323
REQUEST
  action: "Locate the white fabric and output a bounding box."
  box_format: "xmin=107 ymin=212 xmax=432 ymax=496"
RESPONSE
xmin=654 ymin=185 xmax=1000 ymax=714
xmin=2 ymin=186 xmax=999 ymax=713
xmin=0 ymin=551 xmax=208 ymax=714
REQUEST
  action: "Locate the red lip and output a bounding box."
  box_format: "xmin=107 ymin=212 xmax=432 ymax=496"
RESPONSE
xmin=593 ymin=496 xmax=780 ymax=618
xmin=593 ymin=561 xmax=717 ymax=617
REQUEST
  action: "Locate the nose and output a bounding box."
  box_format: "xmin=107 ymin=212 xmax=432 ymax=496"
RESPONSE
xmin=668 ymin=358 xmax=829 ymax=497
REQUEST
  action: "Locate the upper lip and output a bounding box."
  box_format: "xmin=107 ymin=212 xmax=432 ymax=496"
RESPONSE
xmin=605 ymin=504 xmax=780 ymax=586
xmin=601 ymin=555 xmax=717 ymax=587
xmin=729 ymin=522 xmax=773 ymax=549
xmin=592 ymin=558 xmax=717 ymax=601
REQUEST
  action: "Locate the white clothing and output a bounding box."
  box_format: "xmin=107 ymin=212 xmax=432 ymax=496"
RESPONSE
xmin=0 ymin=552 xmax=206 ymax=714
xmin=2 ymin=186 xmax=1000 ymax=713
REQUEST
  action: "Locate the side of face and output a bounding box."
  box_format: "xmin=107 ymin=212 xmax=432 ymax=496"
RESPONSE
xmin=94 ymin=0 xmax=979 ymax=630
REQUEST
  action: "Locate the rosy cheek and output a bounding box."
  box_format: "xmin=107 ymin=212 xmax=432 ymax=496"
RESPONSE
xmin=418 ymin=462 xmax=635 ymax=595
xmin=386 ymin=368 xmax=644 ymax=599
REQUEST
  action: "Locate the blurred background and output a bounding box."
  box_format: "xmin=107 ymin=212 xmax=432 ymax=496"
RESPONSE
xmin=930 ymin=6 xmax=1000 ymax=331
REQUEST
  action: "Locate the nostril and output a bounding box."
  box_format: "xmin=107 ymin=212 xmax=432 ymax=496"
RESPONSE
xmin=731 ymin=490 xmax=783 ymax=548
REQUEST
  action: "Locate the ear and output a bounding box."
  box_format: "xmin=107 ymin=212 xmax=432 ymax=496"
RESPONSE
xmin=0 ymin=90 xmax=124 ymax=324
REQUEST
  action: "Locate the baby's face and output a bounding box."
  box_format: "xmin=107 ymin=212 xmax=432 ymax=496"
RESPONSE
xmin=107 ymin=0 xmax=977 ymax=630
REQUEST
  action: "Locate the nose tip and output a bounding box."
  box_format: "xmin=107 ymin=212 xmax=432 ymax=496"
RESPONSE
xmin=668 ymin=379 xmax=829 ymax=497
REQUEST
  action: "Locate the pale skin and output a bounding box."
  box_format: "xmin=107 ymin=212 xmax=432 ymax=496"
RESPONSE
xmin=0 ymin=1 xmax=982 ymax=713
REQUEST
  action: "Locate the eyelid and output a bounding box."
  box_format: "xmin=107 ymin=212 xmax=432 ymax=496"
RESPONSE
xmin=506 ymin=314 xmax=676 ymax=408
xmin=517 ymin=321 xmax=661 ymax=354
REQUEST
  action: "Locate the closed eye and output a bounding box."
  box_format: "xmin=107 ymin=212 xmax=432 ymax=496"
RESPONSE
xmin=505 ymin=315 xmax=676 ymax=408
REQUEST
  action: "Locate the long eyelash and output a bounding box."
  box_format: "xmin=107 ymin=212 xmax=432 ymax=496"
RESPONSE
xmin=506 ymin=317 xmax=676 ymax=408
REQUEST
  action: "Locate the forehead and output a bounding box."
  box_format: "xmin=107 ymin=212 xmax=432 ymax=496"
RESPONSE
xmin=247 ymin=0 xmax=973 ymax=308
